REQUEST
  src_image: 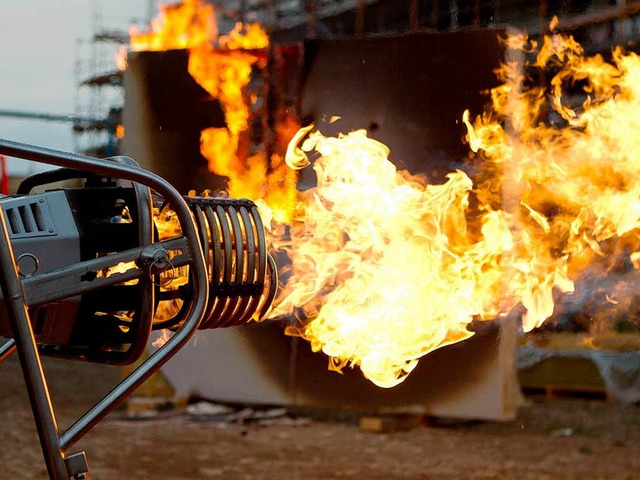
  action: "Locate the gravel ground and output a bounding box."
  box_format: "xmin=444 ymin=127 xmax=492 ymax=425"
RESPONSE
xmin=1 ymin=354 xmax=640 ymax=480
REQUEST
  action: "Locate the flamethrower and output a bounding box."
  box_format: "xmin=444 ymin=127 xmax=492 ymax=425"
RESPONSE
xmin=0 ymin=138 xmax=277 ymax=479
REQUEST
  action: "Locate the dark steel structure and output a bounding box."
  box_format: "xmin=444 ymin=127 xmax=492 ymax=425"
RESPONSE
xmin=216 ymin=0 xmax=640 ymax=55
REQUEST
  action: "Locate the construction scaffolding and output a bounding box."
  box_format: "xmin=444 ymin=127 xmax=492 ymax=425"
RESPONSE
xmin=212 ymin=0 xmax=640 ymax=52
xmin=73 ymin=17 xmax=127 ymax=158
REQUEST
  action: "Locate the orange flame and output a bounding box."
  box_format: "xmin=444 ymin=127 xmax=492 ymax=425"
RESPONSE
xmin=115 ymin=45 xmax=128 ymax=71
xmin=270 ymin=29 xmax=640 ymax=386
xmin=466 ymin=33 xmax=640 ymax=282
xmin=125 ymin=5 xmax=640 ymax=387
xmin=125 ymin=0 xmax=295 ymax=223
xmin=270 ymin=127 xmax=570 ymax=387
xmin=129 ymin=0 xmax=218 ymax=52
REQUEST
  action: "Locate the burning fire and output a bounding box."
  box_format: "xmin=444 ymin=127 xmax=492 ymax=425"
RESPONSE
xmin=463 ymin=29 xmax=640 ymax=336
xmin=273 ymin=129 xmax=507 ymax=387
xmin=121 ymin=0 xmax=296 ymax=223
xmin=270 ymin=26 xmax=640 ymax=387
xmin=274 ymin=126 xmax=576 ymax=387
xmin=125 ymin=4 xmax=640 ymax=387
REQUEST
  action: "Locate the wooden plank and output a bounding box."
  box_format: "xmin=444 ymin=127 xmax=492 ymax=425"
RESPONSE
xmin=522 ymin=332 xmax=640 ymax=352
xmin=359 ymin=414 xmax=423 ymax=433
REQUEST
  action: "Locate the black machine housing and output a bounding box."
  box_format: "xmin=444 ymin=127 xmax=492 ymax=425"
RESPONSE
xmin=0 ymin=162 xmax=276 ymax=366
xmin=0 ymin=176 xmax=154 ymax=364
xmin=0 ymin=139 xmax=276 ymax=480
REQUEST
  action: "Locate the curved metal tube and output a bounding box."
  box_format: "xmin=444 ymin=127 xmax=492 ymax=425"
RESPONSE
xmin=0 ymin=138 xmax=209 ymax=452
xmin=0 ymin=338 xmax=16 ymax=363
xmin=180 ymin=197 xmax=277 ymax=330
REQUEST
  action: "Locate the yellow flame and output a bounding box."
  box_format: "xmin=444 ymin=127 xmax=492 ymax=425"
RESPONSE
xmin=270 ymin=29 xmax=640 ymax=387
xmin=115 ymin=45 xmax=128 ymax=71
xmin=127 ymin=5 xmax=640 ymax=387
xmin=466 ymin=33 xmax=640 ymax=270
xmin=129 ymin=0 xmax=218 ymax=52
xmin=126 ymin=0 xmax=296 ymax=223
xmin=96 ymin=261 xmax=137 ymax=279
xmin=460 ymin=33 xmax=640 ymax=350
xmin=270 ymin=125 xmax=579 ymax=387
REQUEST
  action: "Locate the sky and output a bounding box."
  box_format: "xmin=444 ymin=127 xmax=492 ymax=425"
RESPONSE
xmin=0 ymin=1 xmax=153 ymax=175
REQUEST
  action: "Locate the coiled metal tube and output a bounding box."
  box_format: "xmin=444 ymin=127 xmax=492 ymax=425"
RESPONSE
xmin=186 ymin=196 xmax=277 ymax=329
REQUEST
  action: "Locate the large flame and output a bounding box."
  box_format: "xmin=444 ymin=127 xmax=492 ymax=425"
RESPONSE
xmin=123 ymin=0 xmax=296 ymax=223
xmin=273 ymin=127 xmax=573 ymax=387
xmin=465 ymin=28 xmax=640 ymax=329
xmin=271 ymin=27 xmax=640 ymax=387
xmin=125 ymin=5 xmax=640 ymax=387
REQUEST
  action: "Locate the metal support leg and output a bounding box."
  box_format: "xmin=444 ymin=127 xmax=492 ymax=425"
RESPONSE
xmin=0 ymin=210 xmax=69 ymax=480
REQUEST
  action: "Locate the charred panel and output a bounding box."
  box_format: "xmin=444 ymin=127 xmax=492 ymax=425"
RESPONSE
xmin=300 ymin=29 xmax=505 ymax=181
xmin=123 ymin=49 xmax=227 ymax=194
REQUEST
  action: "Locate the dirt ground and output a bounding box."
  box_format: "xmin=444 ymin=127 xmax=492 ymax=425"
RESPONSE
xmin=1 ymin=354 xmax=640 ymax=480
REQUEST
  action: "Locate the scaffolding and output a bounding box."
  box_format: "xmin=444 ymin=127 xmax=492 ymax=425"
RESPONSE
xmin=212 ymin=0 xmax=640 ymax=51
xmin=73 ymin=12 xmax=128 ymax=158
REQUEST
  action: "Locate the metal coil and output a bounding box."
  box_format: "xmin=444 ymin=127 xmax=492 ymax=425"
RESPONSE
xmin=185 ymin=196 xmax=277 ymax=329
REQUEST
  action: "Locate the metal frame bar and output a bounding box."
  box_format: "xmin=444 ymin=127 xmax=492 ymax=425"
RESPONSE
xmin=21 ymin=237 xmax=190 ymax=307
xmin=0 ymin=338 xmax=16 ymax=362
xmin=0 ymin=139 xmax=209 ymax=479
xmin=0 ymin=211 xmax=68 ymax=478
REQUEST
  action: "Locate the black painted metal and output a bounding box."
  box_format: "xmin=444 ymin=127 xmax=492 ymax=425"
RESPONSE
xmin=20 ymin=237 xmax=189 ymax=306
